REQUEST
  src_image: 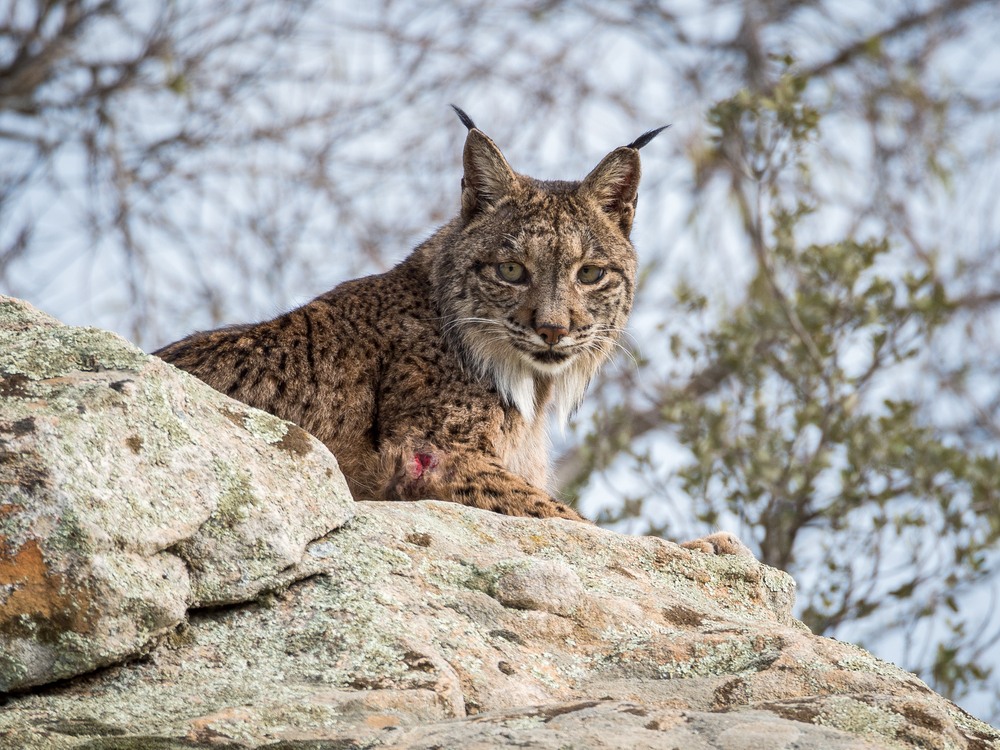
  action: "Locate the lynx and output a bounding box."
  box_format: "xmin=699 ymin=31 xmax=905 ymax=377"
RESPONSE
xmin=155 ymin=108 xmax=748 ymax=555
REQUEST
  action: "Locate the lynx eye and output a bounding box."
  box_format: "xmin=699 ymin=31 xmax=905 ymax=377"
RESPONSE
xmin=577 ymin=265 xmax=605 ymax=284
xmin=497 ymin=262 xmax=526 ymax=283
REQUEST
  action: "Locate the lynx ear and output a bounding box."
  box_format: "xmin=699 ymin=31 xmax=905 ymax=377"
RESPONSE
xmin=580 ymin=148 xmax=642 ymax=237
xmin=581 ymin=125 xmax=669 ymax=237
xmin=454 ymin=107 xmax=517 ymax=222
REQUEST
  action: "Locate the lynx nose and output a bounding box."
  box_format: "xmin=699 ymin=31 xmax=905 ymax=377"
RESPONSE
xmin=536 ymin=324 xmax=569 ymax=346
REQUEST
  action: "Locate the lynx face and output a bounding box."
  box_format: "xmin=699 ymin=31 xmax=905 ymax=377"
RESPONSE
xmin=433 ymin=128 xmax=643 ymax=424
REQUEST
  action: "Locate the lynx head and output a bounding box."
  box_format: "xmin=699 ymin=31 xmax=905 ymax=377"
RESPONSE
xmin=433 ymin=107 xmax=665 ymax=424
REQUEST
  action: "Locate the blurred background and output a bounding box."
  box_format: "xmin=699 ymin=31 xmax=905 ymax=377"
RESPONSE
xmin=1 ymin=0 xmax=999 ymax=723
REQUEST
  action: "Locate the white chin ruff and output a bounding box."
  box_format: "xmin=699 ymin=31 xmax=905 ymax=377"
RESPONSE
xmin=465 ymin=337 xmax=596 ymax=424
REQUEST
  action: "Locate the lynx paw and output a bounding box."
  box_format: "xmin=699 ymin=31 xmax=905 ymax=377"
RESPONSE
xmin=680 ymin=532 xmax=754 ymax=558
xmin=527 ymin=492 xmax=589 ymax=523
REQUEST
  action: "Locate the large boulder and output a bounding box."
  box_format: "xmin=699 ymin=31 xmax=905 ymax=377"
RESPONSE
xmin=0 ymin=296 xmax=997 ymax=749
xmin=2 ymin=499 xmax=998 ymax=749
xmin=0 ymin=296 xmax=353 ymax=692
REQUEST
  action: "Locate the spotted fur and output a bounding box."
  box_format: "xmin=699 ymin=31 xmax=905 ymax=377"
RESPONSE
xmin=155 ymin=113 xmax=659 ymax=521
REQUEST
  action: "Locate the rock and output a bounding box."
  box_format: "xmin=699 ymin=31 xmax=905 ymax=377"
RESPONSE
xmin=2 ymin=499 xmax=998 ymax=748
xmin=493 ymin=559 xmax=586 ymax=616
xmin=0 ymin=296 xmax=997 ymax=749
xmin=0 ymin=296 xmax=353 ymax=692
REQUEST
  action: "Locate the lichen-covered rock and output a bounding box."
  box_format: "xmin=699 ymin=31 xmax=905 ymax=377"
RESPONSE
xmin=493 ymin=559 xmax=586 ymax=616
xmin=2 ymin=500 xmax=997 ymax=749
xmin=0 ymin=296 xmax=353 ymax=692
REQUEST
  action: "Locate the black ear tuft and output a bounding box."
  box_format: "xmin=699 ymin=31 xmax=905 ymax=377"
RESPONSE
xmin=627 ymin=124 xmax=670 ymax=151
xmin=451 ymin=104 xmax=477 ymax=131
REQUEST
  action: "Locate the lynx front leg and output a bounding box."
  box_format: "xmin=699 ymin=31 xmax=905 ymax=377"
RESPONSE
xmin=681 ymin=532 xmax=755 ymax=557
xmin=382 ymin=444 xmax=586 ymax=522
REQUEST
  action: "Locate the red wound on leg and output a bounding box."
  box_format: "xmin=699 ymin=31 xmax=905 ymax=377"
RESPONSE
xmin=411 ymin=451 xmax=440 ymax=479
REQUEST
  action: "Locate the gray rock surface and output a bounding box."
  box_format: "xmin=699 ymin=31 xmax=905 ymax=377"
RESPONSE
xmin=0 ymin=295 xmax=998 ymax=749
xmin=3 ymin=500 xmax=998 ymax=749
xmin=0 ymin=296 xmax=353 ymax=691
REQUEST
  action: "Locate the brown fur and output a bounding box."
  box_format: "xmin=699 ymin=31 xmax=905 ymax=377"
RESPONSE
xmin=155 ymin=115 xmax=652 ymax=522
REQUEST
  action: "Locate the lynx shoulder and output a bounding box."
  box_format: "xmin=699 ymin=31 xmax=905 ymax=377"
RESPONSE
xmin=155 ymin=110 xmax=665 ymax=521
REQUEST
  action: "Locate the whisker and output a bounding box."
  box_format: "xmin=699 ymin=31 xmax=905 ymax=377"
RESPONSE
xmin=580 ymin=334 xmax=643 ymax=382
xmin=443 ymin=317 xmax=508 ymax=336
xmin=595 ymin=325 xmax=642 ymax=351
xmin=444 ymin=316 xmax=507 ymax=328
xmin=593 ymin=329 xmax=643 ymax=368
